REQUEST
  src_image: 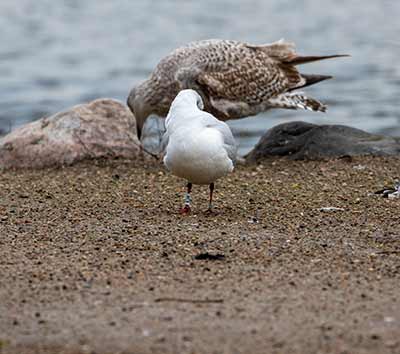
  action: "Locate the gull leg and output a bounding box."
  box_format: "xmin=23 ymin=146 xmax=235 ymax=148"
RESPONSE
xmin=180 ymin=182 xmax=192 ymax=214
xmin=208 ymin=182 xmax=214 ymax=211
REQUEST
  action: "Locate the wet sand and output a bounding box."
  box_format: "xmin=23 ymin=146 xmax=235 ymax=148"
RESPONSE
xmin=0 ymin=156 xmax=399 ymax=354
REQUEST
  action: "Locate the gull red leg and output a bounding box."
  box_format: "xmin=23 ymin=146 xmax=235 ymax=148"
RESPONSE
xmin=180 ymin=182 xmax=192 ymax=214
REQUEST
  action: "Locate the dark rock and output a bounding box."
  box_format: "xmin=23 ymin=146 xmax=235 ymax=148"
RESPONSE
xmin=0 ymin=99 xmax=144 ymax=169
xmin=246 ymin=121 xmax=400 ymax=162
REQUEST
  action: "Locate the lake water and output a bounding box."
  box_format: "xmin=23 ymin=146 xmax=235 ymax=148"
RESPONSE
xmin=1 ymin=0 xmax=400 ymax=154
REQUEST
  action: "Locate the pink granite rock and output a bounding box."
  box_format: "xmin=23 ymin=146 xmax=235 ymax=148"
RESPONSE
xmin=0 ymin=99 xmax=144 ymax=169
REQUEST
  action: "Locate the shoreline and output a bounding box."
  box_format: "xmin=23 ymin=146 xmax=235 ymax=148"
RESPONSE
xmin=1 ymin=156 xmax=399 ymax=354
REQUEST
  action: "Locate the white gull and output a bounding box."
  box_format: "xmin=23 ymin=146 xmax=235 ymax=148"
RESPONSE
xmin=163 ymin=89 xmax=237 ymax=213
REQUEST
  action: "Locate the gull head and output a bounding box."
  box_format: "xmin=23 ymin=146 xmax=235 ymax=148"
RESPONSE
xmin=165 ymin=89 xmax=204 ymax=128
xmin=172 ymin=89 xmax=204 ymax=110
xmin=127 ymin=85 xmax=153 ymax=140
xmin=166 ymin=90 xmax=205 ymax=129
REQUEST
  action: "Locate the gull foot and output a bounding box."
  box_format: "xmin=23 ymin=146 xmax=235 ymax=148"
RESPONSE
xmin=179 ymin=205 xmax=191 ymax=215
xmin=204 ymin=208 xmax=218 ymax=215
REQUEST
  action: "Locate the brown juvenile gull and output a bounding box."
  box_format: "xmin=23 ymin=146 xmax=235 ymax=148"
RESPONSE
xmin=127 ymin=39 xmax=348 ymax=139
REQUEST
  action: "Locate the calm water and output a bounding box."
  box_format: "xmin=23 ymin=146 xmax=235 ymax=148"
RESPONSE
xmin=1 ymin=0 xmax=400 ymax=154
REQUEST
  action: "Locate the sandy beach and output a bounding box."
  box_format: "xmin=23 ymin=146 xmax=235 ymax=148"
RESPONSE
xmin=0 ymin=156 xmax=399 ymax=354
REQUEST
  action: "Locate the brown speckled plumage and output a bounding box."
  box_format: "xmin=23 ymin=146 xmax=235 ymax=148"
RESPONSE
xmin=127 ymin=39 xmax=348 ymax=138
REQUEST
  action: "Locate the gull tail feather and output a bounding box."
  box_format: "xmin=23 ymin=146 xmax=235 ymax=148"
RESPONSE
xmin=285 ymin=54 xmax=350 ymax=65
xmin=247 ymin=39 xmax=349 ymax=65
xmin=291 ymin=74 xmax=333 ymax=91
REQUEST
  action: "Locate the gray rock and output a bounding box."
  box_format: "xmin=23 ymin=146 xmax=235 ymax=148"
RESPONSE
xmin=0 ymin=99 xmax=144 ymax=169
xmin=246 ymin=121 xmax=400 ymax=163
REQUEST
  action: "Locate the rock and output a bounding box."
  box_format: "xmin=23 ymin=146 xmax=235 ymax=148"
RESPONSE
xmin=245 ymin=121 xmax=400 ymax=163
xmin=0 ymin=99 xmax=144 ymax=169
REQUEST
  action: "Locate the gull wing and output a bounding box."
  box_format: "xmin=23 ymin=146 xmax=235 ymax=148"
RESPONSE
xmin=201 ymin=114 xmax=237 ymax=162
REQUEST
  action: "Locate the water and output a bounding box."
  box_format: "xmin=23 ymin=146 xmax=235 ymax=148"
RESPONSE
xmin=1 ymin=0 xmax=400 ymax=154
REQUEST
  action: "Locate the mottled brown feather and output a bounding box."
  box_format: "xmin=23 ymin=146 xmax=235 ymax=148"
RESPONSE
xmin=127 ymin=39 xmax=347 ymax=137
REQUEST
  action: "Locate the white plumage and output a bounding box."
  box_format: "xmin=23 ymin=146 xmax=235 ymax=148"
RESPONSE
xmin=163 ymin=89 xmax=237 ymax=212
